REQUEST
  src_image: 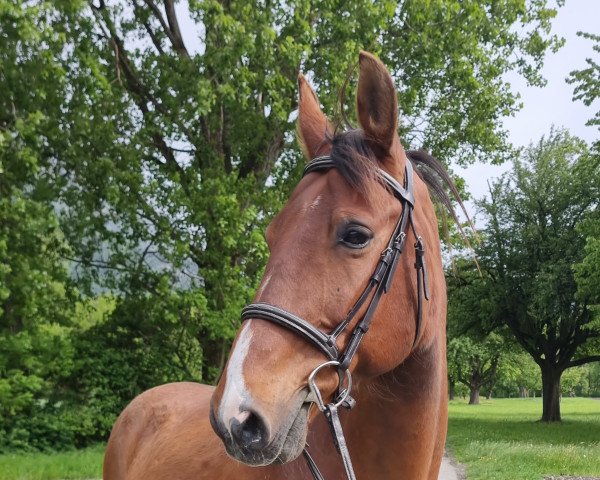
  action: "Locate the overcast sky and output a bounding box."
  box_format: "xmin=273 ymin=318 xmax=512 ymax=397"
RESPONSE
xmin=460 ymin=0 xmax=600 ymax=205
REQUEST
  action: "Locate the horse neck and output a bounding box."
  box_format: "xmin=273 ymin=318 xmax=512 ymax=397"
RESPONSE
xmin=359 ymin=332 xmax=446 ymax=405
xmin=344 ymin=335 xmax=447 ymax=478
xmin=344 ymin=216 xmax=448 ymax=477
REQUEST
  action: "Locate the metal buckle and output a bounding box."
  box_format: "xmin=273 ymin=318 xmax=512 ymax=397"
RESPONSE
xmin=394 ymin=231 xmax=406 ymax=249
xmin=381 ymin=247 xmax=392 ymax=258
xmin=307 ymin=361 xmax=353 ymax=412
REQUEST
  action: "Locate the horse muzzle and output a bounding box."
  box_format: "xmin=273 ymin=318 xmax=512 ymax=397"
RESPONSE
xmin=210 ymin=396 xmax=310 ymax=466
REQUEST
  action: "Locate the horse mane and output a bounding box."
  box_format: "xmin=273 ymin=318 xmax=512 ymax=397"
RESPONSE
xmin=326 ymin=129 xmax=472 ymax=235
xmin=406 ymin=149 xmax=473 ymax=235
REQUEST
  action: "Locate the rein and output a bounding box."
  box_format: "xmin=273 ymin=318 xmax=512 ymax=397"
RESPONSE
xmin=241 ymin=155 xmax=429 ymax=480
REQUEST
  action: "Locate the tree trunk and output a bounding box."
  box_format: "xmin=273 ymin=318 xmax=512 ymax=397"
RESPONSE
xmin=485 ymin=377 xmax=497 ymax=400
xmin=448 ymin=378 xmax=456 ymax=401
xmin=518 ymin=386 xmax=528 ymax=398
xmin=201 ymin=337 xmax=231 ymax=384
xmin=541 ymin=364 xmax=562 ymax=422
xmin=469 ymin=386 xmax=480 ymax=405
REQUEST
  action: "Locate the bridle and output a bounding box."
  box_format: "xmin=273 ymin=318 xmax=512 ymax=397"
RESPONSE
xmin=241 ymin=155 xmax=429 ymax=480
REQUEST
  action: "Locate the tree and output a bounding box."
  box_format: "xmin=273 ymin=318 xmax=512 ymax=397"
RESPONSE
xmin=0 ymin=3 xmax=82 ymax=450
xmin=587 ymin=362 xmax=600 ymax=396
xmin=573 ymin=160 xmax=600 ymax=357
xmin=477 ymin=129 xmax=600 ymax=421
xmin=561 ymin=366 xmax=589 ymax=397
xmin=1 ymin=0 xmax=566 ymax=448
xmin=5 ymin=0 xmax=562 ymax=362
xmin=447 ymin=334 xmax=504 ymax=404
xmin=566 ymin=28 xmax=600 ymax=403
xmin=568 ymin=32 xmax=600 ymax=129
xmin=496 ymin=350 xmax=542 ymax=397
xmin=446 ymin=260 xmax=510 ymax=403
xmin=63 ymin=292 xmax=207 ymax=445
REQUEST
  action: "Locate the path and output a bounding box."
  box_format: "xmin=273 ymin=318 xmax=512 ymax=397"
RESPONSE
xmin=438 ymin=453 xmax=464 ymax=480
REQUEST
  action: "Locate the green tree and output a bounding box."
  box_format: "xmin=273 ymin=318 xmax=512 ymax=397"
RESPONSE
xmin=573 ymin=173 xmax=600 ymax=350
xmin=568 ymin=32 xmax=600 ymax=130
xmin=63 ymin=291 xmax=206 ymax=444
xmin=7 ymin=0 xmax=561 ymax=363
xmin=447 ymin=333 xmax=505 ymax=404
xmin=0 ymin=2 xmax=80 ymax=449
xmin=446 ymin=261 xmax=509 ymax=403
xmin=566 ymin=29 xmax=600 ymax=402
xmin=1 ymin=0 xmax=566 ymax=448
xmin=478 ymin=129 xmax=600 ymax=421
xmin=587 ymin=362 xmax=600 ymax=396
xmin=561 ymin=366 xmax=589 ymax=397
xmin=496 ymin=350 xmax=541 ymax=397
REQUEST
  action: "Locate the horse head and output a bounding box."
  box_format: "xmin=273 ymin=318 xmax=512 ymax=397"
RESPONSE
xmin=210 ymin=52 xmax=444 ymax=469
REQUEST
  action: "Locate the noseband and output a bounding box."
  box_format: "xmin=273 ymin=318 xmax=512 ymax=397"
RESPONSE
xmin=241 ymin=155 xmax=429 ymax=480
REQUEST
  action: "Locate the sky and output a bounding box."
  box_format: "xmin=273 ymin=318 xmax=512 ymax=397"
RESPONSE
xmin=459 ymin=0 xmax=600 ymax=205
xmin=173 ymin=0 xmax=599 ymax=207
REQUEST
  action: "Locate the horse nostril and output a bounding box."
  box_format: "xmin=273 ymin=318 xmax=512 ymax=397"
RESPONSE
xmin=230 ymin=411 xmax=268 ymax=451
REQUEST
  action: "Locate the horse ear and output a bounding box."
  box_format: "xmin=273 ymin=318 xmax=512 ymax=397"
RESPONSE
xmin=297 ymin=74 xmax=332 ymax=159
xmin=356 ymin=51 xmax=398 ymax=154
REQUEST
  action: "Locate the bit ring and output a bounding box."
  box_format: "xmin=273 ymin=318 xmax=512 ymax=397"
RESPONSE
xmin=308 ymin=361 xmax=352 ymax=412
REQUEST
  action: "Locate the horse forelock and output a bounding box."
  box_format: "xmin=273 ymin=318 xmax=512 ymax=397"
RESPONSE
xmin=324 ymin=128 xmax=390 ymax=203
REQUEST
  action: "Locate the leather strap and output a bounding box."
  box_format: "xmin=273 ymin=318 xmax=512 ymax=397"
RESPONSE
xmin=304 ymin=156 xmax=415 ymax=207
xmin=241 ymin=155 xmax=429 ymax=480
xmin=324 ymin=404 xmax=356 ymax=480
xmin=241 ymin=304 xmax=339 ymax=360
xmin=414 ymin=236 xmax=429 ymax=345
xmin=303 ymin=449 xmax=325 ymax=480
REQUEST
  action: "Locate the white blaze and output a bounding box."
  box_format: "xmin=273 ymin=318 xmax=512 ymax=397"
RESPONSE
xmin=308 ymin=194 xmax=322 ymax=210
xmin=219 ymin=320 xmax=253 ymax=432
xmin=256 ymin=273 xmax=272 ymax=299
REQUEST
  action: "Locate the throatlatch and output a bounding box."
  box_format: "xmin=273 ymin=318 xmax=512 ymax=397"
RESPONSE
xmin=240 ymin=155 xmax=430 ymax=480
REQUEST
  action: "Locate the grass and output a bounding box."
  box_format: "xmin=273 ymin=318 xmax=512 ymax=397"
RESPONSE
xmin=447 ymin=397 xmax=600 ymax=480
xmin=0 ymin=445 xmax=103 ymax=480
xmin=1 ymin=399 xmax=599 ymax=479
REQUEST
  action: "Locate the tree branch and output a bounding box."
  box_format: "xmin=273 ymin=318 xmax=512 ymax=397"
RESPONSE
xmin=163 ymin=0 xmax=189 ymax=57
xmin=132 ymin=0 xmax=165 ymax=55
xmin=568 ymin=356 xmax=600 ymax=368
xmin=62 ymin=254 xmax=132 ymax=272
xmin=143 ymin=0 xmax=189 ymax=58
xmin=90 ymin=4 xmax=194 ymax=195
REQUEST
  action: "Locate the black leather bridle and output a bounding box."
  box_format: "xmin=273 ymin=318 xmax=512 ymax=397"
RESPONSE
xmin=241 ymin=155 xmax=429 ymax=480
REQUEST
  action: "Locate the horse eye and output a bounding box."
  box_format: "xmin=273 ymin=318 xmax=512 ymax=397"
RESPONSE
xmin=340 ymin=227 xmax=372 ymax=249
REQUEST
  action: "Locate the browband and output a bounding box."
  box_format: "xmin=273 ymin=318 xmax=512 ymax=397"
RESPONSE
xmin=304 ymin=155 xmax=415 ymax=207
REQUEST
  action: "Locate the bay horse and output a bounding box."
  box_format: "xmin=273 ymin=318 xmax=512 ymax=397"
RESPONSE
xmin=104 ymin=52 xmax=452 ymax=480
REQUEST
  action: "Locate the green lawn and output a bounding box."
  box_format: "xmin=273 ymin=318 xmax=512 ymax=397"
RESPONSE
xmin=447 ymin=397 xmax=600 ymax=480
xmin=1 ymin=399 xmax=599 ymax=479
xmin=0 ymin=445 xmax=103 ymax=480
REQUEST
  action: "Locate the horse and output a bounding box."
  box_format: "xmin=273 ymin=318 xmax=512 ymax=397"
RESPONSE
xmin=103 ymin=51 xmax=452 ymax=480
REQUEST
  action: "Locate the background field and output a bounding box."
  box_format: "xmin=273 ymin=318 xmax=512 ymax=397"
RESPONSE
xmin=447 ymin=397 xmax=600 ymax=480
xmin=1 ymin=398 xmax=598 ymax=480
xmin=0 ymin=445 xmax=103 ymax=480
